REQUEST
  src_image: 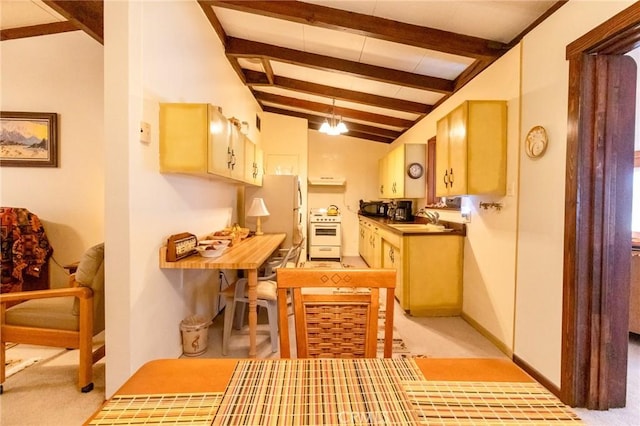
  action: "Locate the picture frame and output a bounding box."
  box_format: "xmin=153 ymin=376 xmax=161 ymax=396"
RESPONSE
xmin=0 ymin=111 xmax=58 ymax=167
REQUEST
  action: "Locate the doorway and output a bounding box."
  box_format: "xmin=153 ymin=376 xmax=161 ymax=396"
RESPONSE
xmin=562 ymin=2 xmax=640 ymax=409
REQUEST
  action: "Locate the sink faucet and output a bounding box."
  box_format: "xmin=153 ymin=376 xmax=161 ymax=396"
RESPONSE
xmin=424 ymin=211 xmax=440 ymax=225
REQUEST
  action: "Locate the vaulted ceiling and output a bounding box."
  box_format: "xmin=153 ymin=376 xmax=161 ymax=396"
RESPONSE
xmin=1 ymin=0 xmax=566 ymax=144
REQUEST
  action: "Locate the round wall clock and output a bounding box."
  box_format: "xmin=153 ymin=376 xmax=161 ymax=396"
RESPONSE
xmin=525 ymin=125 xmax=548 ymax=158
xmin=407 ymin=162 xmax=424 ymax=179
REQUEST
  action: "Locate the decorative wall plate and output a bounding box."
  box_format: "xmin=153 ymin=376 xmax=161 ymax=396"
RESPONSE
xmin=525 ymin=125 xmax=548 ymax=158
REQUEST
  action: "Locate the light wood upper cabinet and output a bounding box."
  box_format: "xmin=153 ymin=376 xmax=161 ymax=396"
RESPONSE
xmin=160 ymin=103 xmax=222 ymax=175
xmin=243 ymin=136 xmax=264 ymax=186
xmin=160 ymin=103 xmax=261 ymax=186
xmin=435 ymin=100 xmax=507 ymax=197
xmin=378 ymin=144 xmax=426 ymax=199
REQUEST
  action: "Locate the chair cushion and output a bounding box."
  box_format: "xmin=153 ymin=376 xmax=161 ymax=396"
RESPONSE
xmin=75 ymin=243 xmax=105 ymax=288
xmin=6 ymin=296 xmax=79 ymax=331
xmin=224 ymin=279 xmax=277 ymax=301
xmin=252 ymin=280 xmax=277 ymax=300
xmin=72 ymin=243 xmax=105 ymax=334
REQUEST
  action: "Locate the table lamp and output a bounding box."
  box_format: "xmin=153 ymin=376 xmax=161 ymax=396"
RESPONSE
xmin=247 ymin=197 xmax=270 ymax=235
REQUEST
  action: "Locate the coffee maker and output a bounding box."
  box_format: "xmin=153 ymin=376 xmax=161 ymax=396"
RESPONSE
xmin=387 ymin=200 xmax=413 ymax=222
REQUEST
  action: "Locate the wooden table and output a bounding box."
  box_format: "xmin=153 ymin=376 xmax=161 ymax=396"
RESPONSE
xmin=160 ymin=233 xmax=286 ymax=357
xmin=85 ymin=357 xmax=585 ymax=425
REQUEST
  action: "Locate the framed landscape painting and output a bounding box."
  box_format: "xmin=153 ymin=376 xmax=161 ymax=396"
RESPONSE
xmin=0 ymin=111 xmax=58 ymax=167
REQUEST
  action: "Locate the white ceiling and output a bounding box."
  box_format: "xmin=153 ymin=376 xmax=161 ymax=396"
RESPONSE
xmin=1 ymin=0 xmax=562 ymax=143
xmin=0 ymin=0 xmax=65 ymax=29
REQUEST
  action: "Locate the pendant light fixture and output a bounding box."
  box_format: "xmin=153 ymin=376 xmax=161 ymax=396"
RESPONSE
xmin=319 ymin=99 xmax=348 ymax=135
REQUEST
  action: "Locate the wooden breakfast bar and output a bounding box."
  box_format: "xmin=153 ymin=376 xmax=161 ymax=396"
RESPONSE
xmin=85 ymin=357 xmax=584 ymax=425
xmin=160 ymin=233 xmax=286 ymax=358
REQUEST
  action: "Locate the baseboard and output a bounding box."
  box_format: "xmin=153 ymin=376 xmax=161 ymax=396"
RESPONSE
xmin=460 ymin=312 xmax=513 ymax=358
xmin=513 ymin=354 xmax=561 ymax=398
xmin=459 ymin=313 xmax=561 ymax=398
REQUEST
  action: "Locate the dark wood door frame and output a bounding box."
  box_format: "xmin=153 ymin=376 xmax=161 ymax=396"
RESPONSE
xmin=563 ymin=2 xmax=640 ymax=409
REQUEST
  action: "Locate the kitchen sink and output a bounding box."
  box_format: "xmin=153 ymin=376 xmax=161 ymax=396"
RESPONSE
xmin=388 ymin=223 xmax=451 ymax=232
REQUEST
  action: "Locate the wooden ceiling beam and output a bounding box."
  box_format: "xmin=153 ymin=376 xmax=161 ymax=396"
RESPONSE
xmin=253 ymin=92 xmax=413 ymax=129
xmin=43 ymin=0 xmax=103 ymax=44
xmin=227 ymin=37 xmax=454 ymax=94
xmin=198 ymin=1 xmax=248 ymax=84
xmin=262 ymin=106 xmax=398 ymax=143
xmin=244 ymin=70 xmax=434 ymax=115
xmin=208 ymin=0 xmax=507 ymax=60
xmin=0 ymin=21 xmax=77 ymax=41
xmin=198 ymin=0 xmax=228 ymax=44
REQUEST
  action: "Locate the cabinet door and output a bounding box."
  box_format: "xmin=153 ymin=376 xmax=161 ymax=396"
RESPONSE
xmin=407 ymin=236 xmax=462 ymax=316
xmin=254 ymin=146 xmax=264 ymax=186
xmin=370 ymin=226 xmax=381 ymax=268
xmin=159 ymin=103 xmax=209 ymax=174
xmin=228 ymin=126 xmax=245 ymax=180
xmin=244 ymin=137 xmax=256 ymax=184
xmin=382 ymin=239 xmax=405 ymax=309
xmin=391 ymin=145 xmax=405 ymax=198
xmin=208 ymin=107 xmax=232 ymax=176
xmin=358 ymin=222 xmax=367 ymax=259
xmin=378 ymin=156 xmax=389 ymax=198
xmin=466 ymin=101 xmax=507 ymax=195
xmin=435 ymin=116 xmax=450 ymax=196
xmin=447 ymin=103 xmax=468 ymax=196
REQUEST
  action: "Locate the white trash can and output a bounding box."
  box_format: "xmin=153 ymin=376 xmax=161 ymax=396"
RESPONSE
xmin=180 ymin=315 xmax=211 ymax=357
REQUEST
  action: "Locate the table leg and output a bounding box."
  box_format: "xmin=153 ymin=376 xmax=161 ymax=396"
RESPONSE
xmin=247 ymin=268 xmax=258 ymax=358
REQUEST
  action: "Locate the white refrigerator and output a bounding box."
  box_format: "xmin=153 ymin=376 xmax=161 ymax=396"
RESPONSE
xmin=244 ymin=175 xmax=302 ymax=248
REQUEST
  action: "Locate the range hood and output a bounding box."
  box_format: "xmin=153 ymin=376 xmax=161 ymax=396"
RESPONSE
xmin=308 ymin=176 xmax=346 ymax=186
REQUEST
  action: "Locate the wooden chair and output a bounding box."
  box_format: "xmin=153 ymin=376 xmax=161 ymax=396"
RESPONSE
xmin=222 ymin=243 xmax=300 ymax=355
xmin=0 ymin=243 xmax=105 ymax=393
xmin=276 ymin=268 xmax=396 ymax=358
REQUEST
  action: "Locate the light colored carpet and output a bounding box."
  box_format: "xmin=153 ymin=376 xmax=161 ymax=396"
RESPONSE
xmin=300 ymin=260 xmax=343 ymax=268
xmin=1 ymin=336 xmax=106 ymax=426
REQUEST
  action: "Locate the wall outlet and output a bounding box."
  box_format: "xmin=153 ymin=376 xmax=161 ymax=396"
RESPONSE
xmin=461 ymin=210 xmax=471 ymax=223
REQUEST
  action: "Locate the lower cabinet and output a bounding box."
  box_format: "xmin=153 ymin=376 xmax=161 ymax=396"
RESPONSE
xmin=380 ymin=228 xmax=463 ymax=316
xmin=359 ymin=219 xmax=381 ymax=268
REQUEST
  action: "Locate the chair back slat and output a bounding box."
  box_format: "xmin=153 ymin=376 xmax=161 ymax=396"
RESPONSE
xmin=276 ymin=268 xmax=396 ymax=358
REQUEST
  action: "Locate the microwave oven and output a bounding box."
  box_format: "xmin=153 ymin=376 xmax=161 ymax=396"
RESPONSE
xmin=359 ymin=200 xmax=388 ymax=217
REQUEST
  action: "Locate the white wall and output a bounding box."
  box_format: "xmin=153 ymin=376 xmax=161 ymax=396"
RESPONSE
xmin=104 ymin=0 xmax=262 ymax=395
xmin=308 ymin=131 xmax=389 ymax=256
xmin=393 ymin=46 xmax=521 ymax=355
xmin=0 ymin=32 xmax=104 ymax=286
xmin=515 ymin=0 xmax=635 ymax=385
xmin=394 ymin=0 xmax=636 ymax=386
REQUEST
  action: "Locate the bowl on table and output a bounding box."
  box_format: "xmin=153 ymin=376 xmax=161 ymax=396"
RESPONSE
xmin=195 ymin=241 xmax=229 ymax=258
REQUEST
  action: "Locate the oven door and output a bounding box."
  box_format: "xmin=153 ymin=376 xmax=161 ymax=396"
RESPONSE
xmin=309 ymin=222 xmax=341 ymax=246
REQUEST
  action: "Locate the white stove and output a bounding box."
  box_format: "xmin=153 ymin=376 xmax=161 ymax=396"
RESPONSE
xmin=309 ymin=208 xmax=342 ymax=223
xmin=308 ymin=208 xmax=342 ymax=260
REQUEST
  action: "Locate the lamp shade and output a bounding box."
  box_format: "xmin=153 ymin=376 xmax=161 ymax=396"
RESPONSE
xmin=247 ymin=197 xmax=270 ymax=217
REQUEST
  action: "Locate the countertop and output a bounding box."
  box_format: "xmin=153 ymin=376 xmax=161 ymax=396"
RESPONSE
xmin=358 ymin=214 xmax=466 ymax=236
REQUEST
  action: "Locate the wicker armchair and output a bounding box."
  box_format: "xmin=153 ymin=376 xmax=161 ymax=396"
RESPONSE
xmin=276 ymin=268 xmax=396 ymax=358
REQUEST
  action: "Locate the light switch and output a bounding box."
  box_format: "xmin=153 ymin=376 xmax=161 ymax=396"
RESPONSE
xmin=140 ymin=121 xmax=151 ymax=143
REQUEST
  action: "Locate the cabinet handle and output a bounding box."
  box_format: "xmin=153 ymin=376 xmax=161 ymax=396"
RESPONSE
xmin=380 ymin=185 xmax=384 ymax=194
xmin=443 ymin=170 xmax=449 ymax=188
xmin=389 ymin=248 xmax=394 ymax=263
xmin=231 ymin=150 xmax=236 ymax=170
xmin=449 ymin=168 xmax=454 ymax=187
xmin=227 ymin=147 xmax=233 ymax=169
